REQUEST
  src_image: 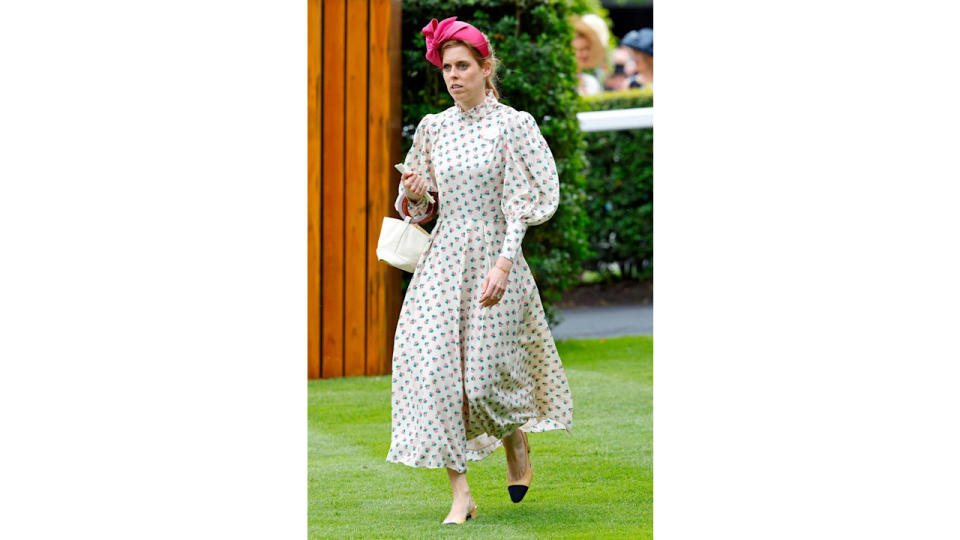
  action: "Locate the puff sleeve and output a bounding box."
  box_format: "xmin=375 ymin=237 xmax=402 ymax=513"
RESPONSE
xmin=499 ymin=111 xmax=560 ymax=261
xmin=394 ymin=114 xmax=437 ymax=221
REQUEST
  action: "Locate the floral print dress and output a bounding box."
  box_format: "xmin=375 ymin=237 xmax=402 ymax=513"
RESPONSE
xmin=386 ymin=91 xmax=573 ymax=473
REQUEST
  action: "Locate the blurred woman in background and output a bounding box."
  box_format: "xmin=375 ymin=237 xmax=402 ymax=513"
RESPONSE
xmin=622 ymin=28 xmax=654 ymax=90
xmin=571 ymin=14 xmax=610 ymax=96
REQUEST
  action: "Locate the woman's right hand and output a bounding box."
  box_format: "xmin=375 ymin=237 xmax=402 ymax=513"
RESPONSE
xmin=401 ymin=171 xmax=428 ymax=202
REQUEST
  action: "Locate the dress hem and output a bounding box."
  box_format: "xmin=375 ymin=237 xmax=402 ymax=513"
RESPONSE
xmin=386 ymin=415 xmax=572 ymax=473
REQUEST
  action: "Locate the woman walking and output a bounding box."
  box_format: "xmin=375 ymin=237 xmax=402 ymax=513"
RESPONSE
xmin=386 ymin=16 xmax=573 ymax=525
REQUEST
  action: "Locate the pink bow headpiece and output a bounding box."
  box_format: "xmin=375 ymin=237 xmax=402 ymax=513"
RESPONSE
xmin=421 ymin=17 xmax=490 ymax=68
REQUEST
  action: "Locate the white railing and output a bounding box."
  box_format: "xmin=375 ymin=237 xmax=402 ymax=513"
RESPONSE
xmin=576 ymin=107 xmax=653 ymax=132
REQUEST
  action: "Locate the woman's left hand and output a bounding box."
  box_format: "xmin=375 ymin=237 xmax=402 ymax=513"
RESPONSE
xmin=479 ymin=258 xmax=512 ymax=307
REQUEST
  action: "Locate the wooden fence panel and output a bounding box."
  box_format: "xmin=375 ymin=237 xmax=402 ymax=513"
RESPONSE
xmin=307 ymin=0 xmax=322 ymax=379
xmin=321 ymin=0 xmax=346 ymax=379
xmin=309 ymin=0 xmax=402 ymax=379
xmin=366 ymin=0 xmax=403 ymax=377
xmin=343 ymin=0 xmax=369 ymax=377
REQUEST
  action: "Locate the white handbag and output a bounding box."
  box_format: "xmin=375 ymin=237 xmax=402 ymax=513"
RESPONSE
xmin=376 ymin=216 xmax=430 ymax=273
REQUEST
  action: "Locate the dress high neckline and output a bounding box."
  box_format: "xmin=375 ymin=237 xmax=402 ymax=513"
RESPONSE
xmin=455 ymin=90 xmax=498 ymax=121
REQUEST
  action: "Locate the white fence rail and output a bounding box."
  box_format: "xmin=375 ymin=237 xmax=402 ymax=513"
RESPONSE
xmin=576 ymin=107 xmax=653 ymax=132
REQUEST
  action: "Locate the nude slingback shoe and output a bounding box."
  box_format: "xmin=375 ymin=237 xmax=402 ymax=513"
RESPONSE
xmin=441 ymin=503 xmax=478 ymax=525
xmin=506 ymin=430 xmax=532 ymax=503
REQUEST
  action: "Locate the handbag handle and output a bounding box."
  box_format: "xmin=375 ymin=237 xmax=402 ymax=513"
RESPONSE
xmin=400 ymin=190 xmax=438 ymax=224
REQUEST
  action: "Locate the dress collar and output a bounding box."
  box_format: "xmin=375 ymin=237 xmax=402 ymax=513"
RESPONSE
xmin=455 ymin=90 xmax=498 ymax=121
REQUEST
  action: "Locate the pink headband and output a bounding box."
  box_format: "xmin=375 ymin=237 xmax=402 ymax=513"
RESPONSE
xmin=421 ymin=17 xmax=490 ymax=68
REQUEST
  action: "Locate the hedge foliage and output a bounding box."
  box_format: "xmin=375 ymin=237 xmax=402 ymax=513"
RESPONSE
xmin=400 ymin=0 xmax=595 ymax=323
xmin=579 ymin=88 xmax=654 ymax=280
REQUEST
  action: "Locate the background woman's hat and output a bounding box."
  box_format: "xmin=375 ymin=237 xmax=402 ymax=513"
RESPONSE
xmin=571 ymin=14 xmax=609 ymax=70
xmin=622 ymin=28 xmax=653 ymax=57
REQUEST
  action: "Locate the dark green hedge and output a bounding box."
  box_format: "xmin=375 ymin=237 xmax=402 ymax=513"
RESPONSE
xmin=579 ymin=89 xmax=654 ymax=280
xmin=400 ymin=0 xmax=593 ymax=324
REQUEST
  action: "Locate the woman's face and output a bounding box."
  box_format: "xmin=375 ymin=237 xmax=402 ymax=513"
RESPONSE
xmin=632 ymin=50 xmax=653 ymax=73
xmin=441 ymin=45 xmax=490 ymax=106
xmin=573 ymin=35 xmax=591 ymax=70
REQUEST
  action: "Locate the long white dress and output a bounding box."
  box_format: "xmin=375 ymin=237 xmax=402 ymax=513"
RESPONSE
xmin=386 ymin=90 xmax=573 ymax=473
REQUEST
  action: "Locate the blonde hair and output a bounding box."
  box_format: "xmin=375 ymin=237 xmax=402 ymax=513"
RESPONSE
xmin=439 ymin=38 xmax=501 ymax=99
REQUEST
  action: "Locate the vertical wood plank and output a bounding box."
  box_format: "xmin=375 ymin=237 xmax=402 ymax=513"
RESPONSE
xmin=322 ymin=0 xmax=346 ymax=378
xmin=343 ymin=0 xmax=369 ymax=377
xmin=382 ymin=0 xmax=403 ymax=376
xmin=308 ymin=0 xmax=322 ymax=379
xmin=366 ymin=0 xmax=403 ymax=376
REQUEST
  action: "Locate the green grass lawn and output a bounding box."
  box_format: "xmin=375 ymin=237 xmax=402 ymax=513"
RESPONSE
xmin=308 ymin=336 xmax=652 ymax=539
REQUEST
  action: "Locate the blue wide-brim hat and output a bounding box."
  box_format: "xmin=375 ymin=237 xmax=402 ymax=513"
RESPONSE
xmin=622 ymin=28 xmax=653 ymax=56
